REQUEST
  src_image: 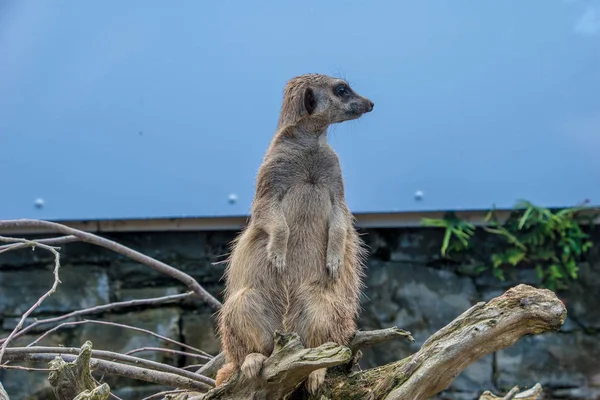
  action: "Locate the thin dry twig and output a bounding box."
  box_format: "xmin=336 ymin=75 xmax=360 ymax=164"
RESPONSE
xmin=141 ymin=389 xmax=188 ymax=400
xmin=28 ymin=319 xmax=212 ymax=357
xmin=4 ymin=346 xmax=215 ymax=387
xmin=4 ymin=350 xmax=211 ymax=392
xmin=0 ymin=365 xmax=55 ymax=372
xmin=0 ymin=219 xmax=222 ymax=310
xmin=0 ymin=292 xmax=195 ymax=345
xmin=0 ymin=236 xmax=62 ymax=364
xmin=0 ymin=382 xmax=8 ymax=400
xmin=195 ymin=352 xmax=225 ymax=378
xmin=125 ymin=347 xmax=211 ymax=361
xmin=502 ymin=386 xmax=521 ymax=400
xmin=0 ymin=235 xmax=78 ymax=253
xmin=108 ymin=392 xmax=124 ymax=400
xmin=479 ymin=383 xmax=544 ymax=400
xmin=91 ymin=376 xmax=124 ymax=400
xmin=183 ymin=364 xmax=205 ymax=370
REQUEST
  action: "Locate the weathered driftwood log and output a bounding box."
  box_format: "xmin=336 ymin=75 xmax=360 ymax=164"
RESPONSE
xmin=193 ymin=326 xmax=414 ymax=382
xmin=47 ymin=341 xmax=109 ymax=400
xmin=0 ymin=382 xmax=9 ymax=400
xmin=173 ymin=284 xmax=565 ymax=400
xmin=479 ymin=383 xmax=544 ymax=400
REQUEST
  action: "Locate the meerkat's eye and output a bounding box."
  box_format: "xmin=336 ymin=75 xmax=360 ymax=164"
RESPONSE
xmin=335 ymin=84 xmax=349 ymax=96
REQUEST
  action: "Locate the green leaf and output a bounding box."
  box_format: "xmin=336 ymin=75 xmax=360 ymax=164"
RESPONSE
xmin=492 ymin=267 xmax=505 ymax=281
xmin=421 ymin=218 xmax=449 ymax=228
xmin=518 ymin=206 xmax=533 ymax=230
xmin=535 ymin=265 xmax=545 ymax=280
xmin=507 ymin=250 xmax=526 ymax=266
xmin=491 ymin=253 xmax=504 ymax=268
xmin=441 ymin=228 xmax=451 ymax=257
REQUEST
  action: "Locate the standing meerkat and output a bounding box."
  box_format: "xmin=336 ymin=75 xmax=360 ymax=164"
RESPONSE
xmin=215 ymin=73 xmax=374 ymax=394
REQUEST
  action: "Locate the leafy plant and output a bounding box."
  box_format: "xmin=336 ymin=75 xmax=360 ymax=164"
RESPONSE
xmin=422 ymin=212 xmax=475 ymax=256
xmin=421 ymin=200 xmax=597 ymax=290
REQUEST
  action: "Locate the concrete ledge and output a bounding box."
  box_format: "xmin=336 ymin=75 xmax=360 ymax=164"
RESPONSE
xmin=1 ymin=208 xmax=598 ymax=235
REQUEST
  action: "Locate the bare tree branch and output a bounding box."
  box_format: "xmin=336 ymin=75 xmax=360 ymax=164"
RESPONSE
xmin=183 ymin=364 xmax=205 ymax=370
xmin=479 ymin=383 xmax=543 ymax=400
xmin=140 ymin=389 xmax=187 ymax=400
xmin=3 ymin=349 xmax=212 ymax=392
xmin=195 ymin=352 xmax=225 ymax=378
xmin=0 ymin=365 xmax=54 ymax=372
xmin=124 ymin=347 xmax=211 ymax=361
xmin=192 ymin=327 xmax=415 ymax=381
xmin=203 ymin=332 xmax=352 ymax=400
xmin=0 ymin=382 xmax=9 ymax=400
xmin=0 ymin=235 xmax=78 ymax=253
xmin=0 ymin=236 xmax=62 ymax=364
xmin=28 ymin=319 xmax=212 ymax=357
xmin=48 ymin=341 xmax=104 ymax=400
xmin=0 ymin=219 xmax=222 ymax=310
xmin=349 ymin=327 xmax=415 ymax=355
xmin=0 ymin=292 xmax=195 ymax=346
xmin=3 ymin=346 xmax=215 ymax=387
xmin=183 ymin=284 xmax=565 ymax=400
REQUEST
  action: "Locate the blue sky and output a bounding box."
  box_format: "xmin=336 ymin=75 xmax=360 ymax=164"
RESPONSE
xmin=1 ymin=0 xmax=599 ymax=220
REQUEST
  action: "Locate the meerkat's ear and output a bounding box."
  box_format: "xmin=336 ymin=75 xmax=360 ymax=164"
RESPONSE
xmin=303 ymin=87 xmax=316 ymax=115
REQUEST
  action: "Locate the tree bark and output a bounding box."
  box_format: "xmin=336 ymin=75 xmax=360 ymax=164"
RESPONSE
xmin=0 ymin=382 xmax=9 ymax=400
xmin=47 ymin=341 xmax=109 ymax=400
xmin=479 ymin=383 xmax=543 ymax=400
xmin=174 ymin=284 xmax=565 ymax=400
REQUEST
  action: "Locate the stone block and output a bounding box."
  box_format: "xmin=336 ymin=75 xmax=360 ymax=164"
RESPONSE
xmin=561 ymin=262 xmax=600 ymax=330
xmin=359 ymin=260 xmax=484 ymax=394
xmin=360 ymin=228 xmax=443 ymax=264
xmin=71 ymin=307 xmax=182 ymax=392
xmin=496 ymin=332 xmax=600 ymax=398
xmin=0 ymin=246 xmax=54 ymax=269
xmin=181 ymin=311 xmax=221 ymax=365
xmin=114 ymin=286 xmax=183 ymax=302
xmin=361 ymin=261 xmax=478 ymax=346
xmin=2 ymin=316 xmax=70 ymax=333
xmin=451 ymin=354 xmax=494 ymax=393
xmin=0 ymin=332 xmax=69 ymax=400
xmin=110 ymin=259 xmax=224 ymax=289
xmin=0 ymin=265 xmax=109 ymax=317
xmin=0 ymin=370 xmax=54 ymax=400
xmin=105 ymin=231 xmax=236 ymax=263
xmin=74 ymin=307 xmax=182 ymax=364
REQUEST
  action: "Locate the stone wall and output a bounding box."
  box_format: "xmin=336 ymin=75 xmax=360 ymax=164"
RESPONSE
xmin=1 ymin=227 xmax=599 ymax=400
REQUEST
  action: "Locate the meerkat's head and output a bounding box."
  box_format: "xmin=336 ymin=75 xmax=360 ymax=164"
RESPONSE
xmin=277 ymin=74 xmax=374 ymax=129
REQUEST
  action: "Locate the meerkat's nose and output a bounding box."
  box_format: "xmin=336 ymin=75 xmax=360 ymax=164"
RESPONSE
xmin=367 ymin=100 xmax=374 ymax=112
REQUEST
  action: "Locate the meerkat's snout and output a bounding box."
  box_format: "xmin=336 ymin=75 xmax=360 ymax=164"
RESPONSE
xmin=349 ymin=97 xmax=374 ymax=116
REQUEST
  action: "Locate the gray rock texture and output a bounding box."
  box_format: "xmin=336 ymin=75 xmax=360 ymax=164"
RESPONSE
xmin=0 ymin=228 xmax=598 ymax=399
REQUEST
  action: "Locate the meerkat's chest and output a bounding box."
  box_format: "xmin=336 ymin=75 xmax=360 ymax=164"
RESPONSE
xmin=289 ymin=150 xmax=342 ymax=187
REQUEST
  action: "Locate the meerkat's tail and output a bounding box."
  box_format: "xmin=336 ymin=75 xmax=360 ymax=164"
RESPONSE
xmin=215 ymin=362 xmax=238 ymax=387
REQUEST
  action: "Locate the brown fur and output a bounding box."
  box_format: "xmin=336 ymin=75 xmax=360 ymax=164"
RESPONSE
xmin=215 ymin=74 xmax=374 ymax=394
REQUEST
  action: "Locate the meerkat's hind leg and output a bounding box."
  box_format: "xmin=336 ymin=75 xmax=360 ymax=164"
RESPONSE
xmin=241 ymin=352 xmax=268 ymax=379
xmin=215 ymin=362 xmax=238 ymax=386
xmin=306 ymin=368 xmax=327 ymax=394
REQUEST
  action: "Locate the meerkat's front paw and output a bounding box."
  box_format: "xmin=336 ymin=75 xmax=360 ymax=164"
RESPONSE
xmin=267 ymin=243 xmax=287 ymax=270
xmin=306 ymin=368 xmax=327 ymax=394
xmin=326 ymin=252 xmax=343 ymax=279
xmin=241 ymin=353 xmax=268 ymax=380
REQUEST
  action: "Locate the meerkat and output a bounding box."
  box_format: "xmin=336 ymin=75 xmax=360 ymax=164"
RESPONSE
xmin=215 ymin=73 xmax=374 ymax=394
